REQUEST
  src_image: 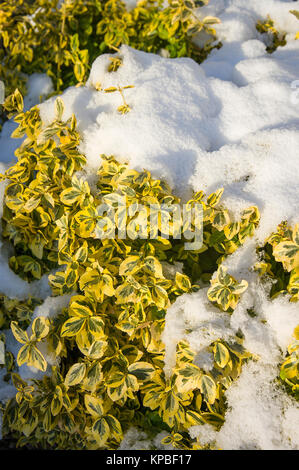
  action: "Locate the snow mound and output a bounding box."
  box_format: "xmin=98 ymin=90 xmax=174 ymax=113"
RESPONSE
xmin=36 ymin=37 xmax=299 ymax=240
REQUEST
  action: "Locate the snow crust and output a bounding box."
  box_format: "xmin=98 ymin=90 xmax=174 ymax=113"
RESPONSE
xmin=0 ymin=0 xmax=298 ymax=450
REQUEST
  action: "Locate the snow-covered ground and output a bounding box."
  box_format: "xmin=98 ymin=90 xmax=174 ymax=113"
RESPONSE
xmin=0 ymin=0 xmax=298 ymax=449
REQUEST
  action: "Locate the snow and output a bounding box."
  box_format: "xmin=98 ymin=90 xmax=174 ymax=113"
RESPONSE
xmin=118 ymin=427 xmax=154 ymax=450
xmin=169 ymin=278 xmax=299 ymax=449
xmin=37 ymin=37 xmax=299 ymax=238
xmin=162 ymin=289 xmax=234 ymax=376
xmin=0 ymin=246 xmax=52 ymax=300
xmin=0 ymin=0 xmax=299 ymax=450
xmin=189 ymin=361 xmax=299 ymax=450
xmin=214 ymin=362 xmax=299 ymax=450
xmin=32 ymin=294 xmax=73 ymax=320
xmin=163 ymin=236 xmax=299 ymax=448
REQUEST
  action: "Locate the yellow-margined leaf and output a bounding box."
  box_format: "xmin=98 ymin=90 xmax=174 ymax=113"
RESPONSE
xmin=85 ymin=394 xmax=104 ymax=417
xmin=51 ymin=395 xmax=62 ymax=416
xmin=280 ymin=356 xmax=298 ymax=380
xmin=185 ymin=410 xmax=206 ymax=426
xmin=22 ymin=413 xmax=38 ymax=437
xmin=87 ymin=316 xmax=105 ymax=335
xmin=176 ymin=363 xmax=202 ymax=392
xmin=216 ymin=286 xmax=231 ymax=310
xmin=28 ymin=346 xmax=47 ymax=372
xmin=161 ymin=435 xmax=172 ymax=445
xmin=60 ymin=187 xmax=82 ymax=205
xmin=175 ymin=272 xmax=191 ymax=291
xmin=88 ymin=340 xmax=107 ymax=359
xmin=23 ymin=196 xmax=41 ymax=213
xmin=200 ymin=411 xmax=224 ymax=428
xmin=143 ymin=389 xmax=162 ymax=410
xmin=115 ymin=283 xmax=136 ymax=304
xmin=151 ymin=285 xmax=169 ymax=309
xmin=224 ymin=222 xmax=240 ymax=240
xmin=105 ymin=415 xmax=122 ymax=440
xmin=69 ymin=302 xmax=93 ymax=318
xmin=198 ymin=375 xmax=217 ymax=404
xmin=65 ymin=362 xmax=86 ymax=386
xmin=102 ymin=274 xmax=115 ymax=296
xmin=31 ymin=316 xmax=50 ymax=341
xmin=273 ymin=241 xmax=299 ymax=272
xmin=232 ymin=279 xmax=248 ymax=295
xmin=55 ymin=97 xmax=64 ymax=121
xmin=213 ymin=209 xmax=230 ymax=231
xmin=125 ymin=373 xmax=139 ymax=392
xmin=107 ymin=382 xmax=127 ymax=402
xmin=61 ymin=317 xmax=86 ymax=337
xmin=119 ymin=256 xmax=140 ymax=276
xmin=161 ymin=391 xmax=179 ymax=417
xmin=74 ymin=242 xmax=89 ymax=263
xmin=106 ymin=370 xmax=126 ymax=388
xmin=207 ymin=188 xmax=224 ymax=207
xmin=215 ymin=266 xmax=231 ymax=285
xmin=84 ymin=362 xmax=103 ymax=392
xmin=42 ymin=408 xmax=53 ymax=433
xmin=76 ymin=329 xmax=97 ymax=355
xmin=143 ymin=256 xmax=163 ymax=278
xmin=51 ymin=386 xmax=63 ymax=416
xmin=92 ymin=417 xmax=110 ymax=445
xmin=128 ymin=362 xmax=155 ymax=381
xmin=203 ymin=16 xmax=221 ymax=25
xmin=74 ymin=61 xmax=85 ymax=82
xmin=62 ymin=413 xmax=76 ymax=434
xmin=213 ymin=342 xmax=230 ymax=368
xmin=17 ymin=344 xmax=31 ymax=366
xmin=11 ymin=321 xmax=29 ymax=344
xmin=121 ymin=344 xmax=143 ymax=364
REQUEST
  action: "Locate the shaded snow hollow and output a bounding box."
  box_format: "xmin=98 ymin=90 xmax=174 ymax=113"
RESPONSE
xmin=0 ymin=0 xmax=299 ymax=449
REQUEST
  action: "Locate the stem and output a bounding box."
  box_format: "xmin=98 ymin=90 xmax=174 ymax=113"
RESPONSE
xmin=118 ymin=86 xmax=128 ymax=107
xmin=57 ymin=2 xmax=67 ymax=92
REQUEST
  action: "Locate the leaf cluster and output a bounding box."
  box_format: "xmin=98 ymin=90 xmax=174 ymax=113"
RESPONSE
xmin=0 ymin=295 xmax=41 ymax=331
xmin=256 ymin=15 xmax=287 ymax=53
xmin=0 ymin=0 xmax=221 ymax=109
xmin=279 ymin=326 xmax=299 ymax=400
xmin=255 ymin=222 xmax=299 ymax=302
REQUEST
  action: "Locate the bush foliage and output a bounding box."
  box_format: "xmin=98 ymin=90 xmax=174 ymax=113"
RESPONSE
xmin=0 ymin=83 xmax=297 ymax=452
xmin=279 ymin=326 xmax=299 ymax=401
xmin=255 ymin=222 xmax=299 ymax=302
xmin=0 ymin=90 xmax=263 ymax=449
xmin=256 ymin=10 xmax=299 ymax=53
xmin=0 ymin=0 xmax=221 ymax=100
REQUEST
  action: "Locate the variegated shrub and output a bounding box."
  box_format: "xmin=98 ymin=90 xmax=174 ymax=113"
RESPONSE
xmin=0 ymin=89 xmax=262 ymax=449
xmin=255 ymin=221 xmax=299 ymax=302
xmin=280 ymin=326 xmax=299 ymax=400
xmin=0 ymin=0 xmax=221 ymax=107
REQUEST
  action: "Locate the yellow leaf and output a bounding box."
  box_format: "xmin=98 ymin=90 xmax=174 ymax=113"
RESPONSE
xmin=65 ymin=363 xmax=86 ymax=386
